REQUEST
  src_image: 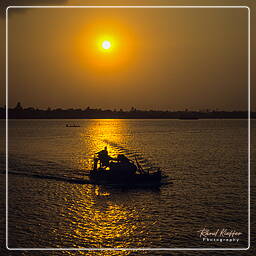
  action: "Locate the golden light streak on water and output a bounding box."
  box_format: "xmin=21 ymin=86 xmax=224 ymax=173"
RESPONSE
xmin=77 ymin=119 xmax=127 ymax=171
xmin=63 ymin=185 xmax=142 ymax=248
xmin=62 ymin=120 xmax=143 ymax=248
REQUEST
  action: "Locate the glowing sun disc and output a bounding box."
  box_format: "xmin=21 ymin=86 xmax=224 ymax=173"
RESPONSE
xmin=102 ymin=40 xmax=111 ymax=50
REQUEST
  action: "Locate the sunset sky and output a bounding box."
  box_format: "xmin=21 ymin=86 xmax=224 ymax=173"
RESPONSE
xmin=0 ymin=1 xmax=254 ymax=111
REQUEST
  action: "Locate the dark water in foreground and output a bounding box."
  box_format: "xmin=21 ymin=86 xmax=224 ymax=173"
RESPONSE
xmin=0 ymin=119 xmax=254 ymax=255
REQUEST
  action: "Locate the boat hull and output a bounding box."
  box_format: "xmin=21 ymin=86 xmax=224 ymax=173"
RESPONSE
xmin=89 ymin=169 xmax=162 ymax=187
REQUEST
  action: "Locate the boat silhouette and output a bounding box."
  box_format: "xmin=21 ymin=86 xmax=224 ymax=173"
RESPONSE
xmin=66 ymin=124 xmax=80 ymax=127
xmin=89 ymin=148 xmax=163 ymax=187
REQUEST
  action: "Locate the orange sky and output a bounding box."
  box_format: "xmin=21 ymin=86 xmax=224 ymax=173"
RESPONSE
xmin=0 ymin=1 xmax=254 ymax=111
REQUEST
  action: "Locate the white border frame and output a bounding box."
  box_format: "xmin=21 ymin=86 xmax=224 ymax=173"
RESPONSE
xmin=5 ymin=5 xmax=251 ymax=251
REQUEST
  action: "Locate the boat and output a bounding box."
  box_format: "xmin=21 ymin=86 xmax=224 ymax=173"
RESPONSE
xmin=89 ymin=148 xmax=163 ymax=187
xmin=66 ymin=124 xmax=80 ymax=127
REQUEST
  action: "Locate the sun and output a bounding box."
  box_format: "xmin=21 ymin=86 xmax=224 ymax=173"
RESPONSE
xmin=102 ymin=40 xmax=111 ymax=50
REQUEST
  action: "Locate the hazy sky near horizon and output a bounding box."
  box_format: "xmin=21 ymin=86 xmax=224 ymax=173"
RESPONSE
xmin=2 ymin=5 xmax=251 ymax=110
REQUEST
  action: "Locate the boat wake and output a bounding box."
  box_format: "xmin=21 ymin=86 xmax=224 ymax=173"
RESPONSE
xmin=3 ymin=169 xmax=171 ymax=187
xmin=2 ymin=169 xmax=91 ymax=184
xmin=0 ymin=153 xmax=91 ymax=185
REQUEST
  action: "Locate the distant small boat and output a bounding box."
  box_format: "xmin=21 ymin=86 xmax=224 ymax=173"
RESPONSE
xmin=66 ymin=124 xmax=80 ymax=127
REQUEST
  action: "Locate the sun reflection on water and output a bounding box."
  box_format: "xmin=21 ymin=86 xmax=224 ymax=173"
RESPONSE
xmin=65 ymin=249 xmax=133 ymax=256
xmin=64 ymin=185 xmax=143 ymax=248
xmin=65 ymin=120 xmax=144 ymax=248
xmin=77 ymin=119 xmax=127 ymax=171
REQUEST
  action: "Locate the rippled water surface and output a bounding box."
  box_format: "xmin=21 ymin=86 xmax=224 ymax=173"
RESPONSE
xmin=0 ymin=119 xmax=251 ymax=251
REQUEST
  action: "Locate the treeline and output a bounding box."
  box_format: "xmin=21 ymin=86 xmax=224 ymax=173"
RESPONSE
xmin=0 ymin=103 xmax=254 ymax=119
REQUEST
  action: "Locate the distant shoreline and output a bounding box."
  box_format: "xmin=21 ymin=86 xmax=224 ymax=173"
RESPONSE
xmin=1 ymin=117 xmax=254 ymax=120
xmin=0 ymin=107 xmax=254 ymax=119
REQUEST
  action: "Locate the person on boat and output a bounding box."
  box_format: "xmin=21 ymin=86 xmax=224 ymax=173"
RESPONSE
xmin=96 ymin=147 xmax=112 ymax=167
xmin=93 ymin=157 xmax=99 ymax=170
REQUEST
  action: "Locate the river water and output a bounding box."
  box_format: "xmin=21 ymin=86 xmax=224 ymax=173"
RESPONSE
xmin=0 ymin=119 xmax=254 ymax=255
